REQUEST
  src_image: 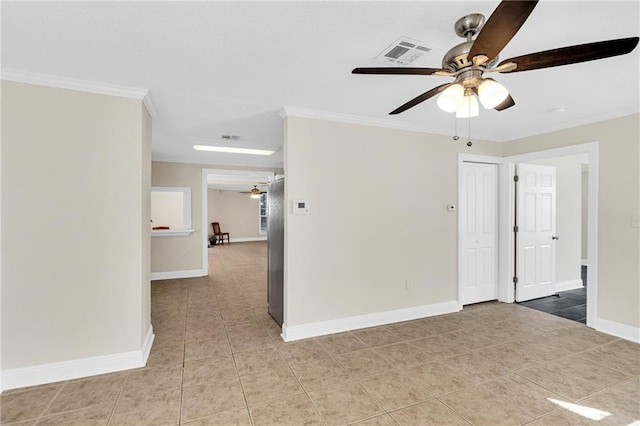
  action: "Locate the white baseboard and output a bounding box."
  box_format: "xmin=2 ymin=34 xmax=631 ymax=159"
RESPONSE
xmin=228 ymin=236 xmax=267 ymax=243
xmin=581 ymin=259 xmax=588 ymax=266
xmin=595 ymin=317 xmax=640 ymax=344
xmin=141 ymin=325 xmax=155 ymax=365
xmin=281 ymin=301 xmax=460 ymax=342
xmin=150 ymin=268 xmax=207 ymax=281
xmin=1 ymin=325 xmax=155 ymax=392
xmin=555 ymin=279 xmax=584 ymax=293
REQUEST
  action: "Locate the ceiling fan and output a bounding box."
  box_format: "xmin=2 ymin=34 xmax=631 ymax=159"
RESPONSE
xmin=239 ymin=185 xmax=267 ymax=198
xmin=352 ymin=0 xmax=639 ymax=117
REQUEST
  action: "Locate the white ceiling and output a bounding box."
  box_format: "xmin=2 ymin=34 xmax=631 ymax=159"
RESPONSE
xmin=2 ymin=1 xmax=639 ymax=169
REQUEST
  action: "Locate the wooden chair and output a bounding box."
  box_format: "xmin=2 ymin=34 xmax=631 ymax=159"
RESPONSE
xmin=212 ymin=222 xmax=230 ymax=244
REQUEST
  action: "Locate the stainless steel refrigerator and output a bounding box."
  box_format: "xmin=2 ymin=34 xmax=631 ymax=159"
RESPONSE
xmin=267 ymin=177 xmax=284 ymax=326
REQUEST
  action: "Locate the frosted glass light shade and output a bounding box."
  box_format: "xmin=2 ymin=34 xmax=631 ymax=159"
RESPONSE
xmin=456 ymin=95 xmax=479 ymax=118
xmin=478 ymin=79 xmax=509 ymax=109
xmin=436 ymin=84 xmax=464 ymax=112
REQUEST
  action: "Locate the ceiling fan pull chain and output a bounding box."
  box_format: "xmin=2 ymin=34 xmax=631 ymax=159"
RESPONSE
xmin=467 ymin=112 xmax=473 ymax=147
xmin=453 ymin=116 xmax=459 ymax=141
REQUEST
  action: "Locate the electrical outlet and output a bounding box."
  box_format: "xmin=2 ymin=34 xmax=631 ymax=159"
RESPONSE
xmin=405 ymin=280 xmax=413 ymax=290
xmin=181 ymin=251 xmax=187 ymax=259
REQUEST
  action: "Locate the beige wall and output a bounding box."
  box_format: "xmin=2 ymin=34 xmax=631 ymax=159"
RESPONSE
xmin=151 ymin=162 xmax=281 ymax=274
xmin=151 ymin=162 xmax=205 ymax=274
xmin=1 ymin=81 xmax=151 ymax=369
xmin=503 ymin=114 xmax=640 ymax=328
xmin=208 ymin=189 xmax=264 ymax=240
xmin=284 ymin=116 xmax=502 ymax=327
xmin=532 ymin=154 xmax=586 ymax=286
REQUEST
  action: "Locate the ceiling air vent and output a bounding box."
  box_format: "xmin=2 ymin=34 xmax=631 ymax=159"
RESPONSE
xmin=374 ymin=37 xmax=432 ymax=65
xmin=221 ymin=135 xmax=240 ymax=141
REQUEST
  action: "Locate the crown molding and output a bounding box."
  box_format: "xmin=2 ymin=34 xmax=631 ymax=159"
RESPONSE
xmin=279 ymin=106 xmax=499 ymax=141
xmin=280 ymin=106 xmax=450 ymax=137
xmin=1 ymin=68 xmax=157 ymax=119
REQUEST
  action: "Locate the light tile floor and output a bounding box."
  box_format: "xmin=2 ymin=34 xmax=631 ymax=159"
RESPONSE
xmin=2 ymin=242 xmax=639 ymax=425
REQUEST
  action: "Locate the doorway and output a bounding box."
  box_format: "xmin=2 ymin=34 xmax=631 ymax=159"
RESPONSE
xmin=458 ymin=142 xmax=599 ymax=328
xmin=201 ymin=169 xmax=275 ymax=273
xmin=504 ymin=142 xmax=598 ymax=327
xmin=515 ymin=154 xmax=589 ymax=323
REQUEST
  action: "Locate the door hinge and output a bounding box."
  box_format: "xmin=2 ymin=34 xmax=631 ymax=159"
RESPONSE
xmin=513 ymin=276 xmax=519 ymax=284
xmin=513 ymin=174 xmax=519 ymax=182
xmin=513 ymin=225 xmax=519 ymax=233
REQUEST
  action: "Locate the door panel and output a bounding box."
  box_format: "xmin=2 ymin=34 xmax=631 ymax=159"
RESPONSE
xmin=516 ymin=163 xmax=557 ymax=302
xmin=460 ymin=162 xmax=498 ymax=305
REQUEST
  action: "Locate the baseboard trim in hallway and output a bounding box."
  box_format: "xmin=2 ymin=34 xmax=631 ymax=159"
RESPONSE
xmin=282 ymin=300 xmax=460 ymax=342
xmin=150 ymin=268 xmax=207 ymax=281
xmin=1 ymin=325 xmax=154 ymax=392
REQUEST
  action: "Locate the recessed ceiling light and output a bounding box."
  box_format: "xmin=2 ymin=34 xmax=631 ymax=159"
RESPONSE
xmin=193 ymin=145 xmax=274 ymax=156
xmin=548 ymin=106 xmax=568 ymax=113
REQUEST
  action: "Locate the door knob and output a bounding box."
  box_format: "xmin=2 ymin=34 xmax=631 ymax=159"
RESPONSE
xmin=552 ymin=236 xmax=559 ymax=240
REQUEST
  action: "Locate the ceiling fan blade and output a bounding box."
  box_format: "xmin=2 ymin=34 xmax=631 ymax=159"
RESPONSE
xmin=494 ymin=94 xmax=515 ymax=111
xmin=497 ymin=37 xmax=639 ymax=73
xmin=352 ymin=67 xmax=448 ymax=76
xmin=467 ymin=0 xmax=539 ymax=62
xmin=389 ymin=83 xmax=452 ymax=115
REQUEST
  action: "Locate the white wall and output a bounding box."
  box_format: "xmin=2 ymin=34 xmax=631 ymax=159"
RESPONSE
xmin=532 ymin=154 xmax=587 ymax=287
xmin=208 ymin=189 xmax=264 ymax=240
xmin=503 ymin=114 xmax=640 ymax=329
xmin=581 ymin=169 xmax=589 ymax=262
xmin=283 ymin=116 xmax=502 ymax=330
xmin=1 ymin=81 xmax=151 ymax=382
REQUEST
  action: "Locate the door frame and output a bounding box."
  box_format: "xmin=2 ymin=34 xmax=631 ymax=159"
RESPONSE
xmin=457 ymin=154 xmax=510 ymax=309
xmin=503 ymin=142 xmax=599 ymax=327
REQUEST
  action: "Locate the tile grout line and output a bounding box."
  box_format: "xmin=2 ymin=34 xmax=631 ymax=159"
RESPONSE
xmin=105 ymin=371 xmax=130 ymax=425
xmin=30 ymin=381 xmax=66 ymax=424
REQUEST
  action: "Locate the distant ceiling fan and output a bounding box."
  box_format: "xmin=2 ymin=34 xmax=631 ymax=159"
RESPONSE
xmin=352 ymin=0 xmax=639 ymax=117
xmin=240 ymin=185 xmax=267 ymax=199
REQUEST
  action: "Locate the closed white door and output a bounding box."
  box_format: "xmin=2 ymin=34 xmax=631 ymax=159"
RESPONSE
xmin=460 ymin=162 xmax=498 ymax=305
xmin=516 ymin=163 xmax=557 ymax=302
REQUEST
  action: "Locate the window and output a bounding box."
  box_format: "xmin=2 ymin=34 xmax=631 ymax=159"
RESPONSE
xmin=259 ymin=193 xmax=268 ymax=234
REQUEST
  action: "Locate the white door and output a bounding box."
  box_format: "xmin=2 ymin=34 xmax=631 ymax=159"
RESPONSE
xmin=516 ymin=163 xmax=557 ymax=302
xmin=460 ymin=162 xmax=498 ymax=305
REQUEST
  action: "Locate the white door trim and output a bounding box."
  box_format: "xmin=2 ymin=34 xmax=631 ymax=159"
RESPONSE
xmin=503 ymin=142 xmax=599 ymax=327
xmin=457 ymin=154 xmax=508 ymax=309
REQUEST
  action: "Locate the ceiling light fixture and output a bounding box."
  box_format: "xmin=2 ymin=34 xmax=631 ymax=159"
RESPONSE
xmin=436 ymin=83 xmax=464 ymax=112
xmin=456 ymin=91 xmax=479 ymax=118
xmin=436 ymin=78 xmax=508 ymax=118
xmin=250 ymin=186 xmax=261 ymax=199
xmin=193 ymin=145 xmax=274 ymax=156
xmin=478 ymin=79 xmax=509 ymax=109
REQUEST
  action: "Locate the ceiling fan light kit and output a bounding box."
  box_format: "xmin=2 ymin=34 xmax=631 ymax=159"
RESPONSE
xmin=477 ymin=79 xmax=509 ymax=109
xmin=351 ymin=0 xmax=638 ymax=119
xmin=436 ymin=83 xmax=465 ymax=112
xmin=456 ymin=93 xmax=479 ymax=118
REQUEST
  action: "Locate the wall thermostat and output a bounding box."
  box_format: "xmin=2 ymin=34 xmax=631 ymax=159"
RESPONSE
xmin=292 ymin=200 xmax=309 ymax=215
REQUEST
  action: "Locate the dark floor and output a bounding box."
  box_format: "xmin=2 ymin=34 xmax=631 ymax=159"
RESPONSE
xmin=518 ymin=266 xmax=587 ymax=323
